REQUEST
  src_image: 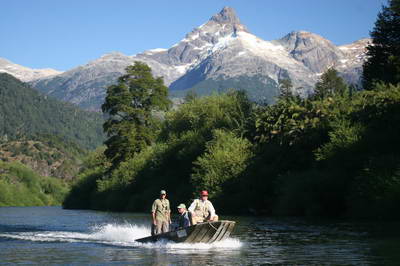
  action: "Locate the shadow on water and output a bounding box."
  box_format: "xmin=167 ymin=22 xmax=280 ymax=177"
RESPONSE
xmin=0 ymin=224 xmax=46 ymax=233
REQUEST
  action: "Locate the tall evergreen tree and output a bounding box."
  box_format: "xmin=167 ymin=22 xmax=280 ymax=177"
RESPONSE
xmin=278 ymin=78 xmax=294 ymax=100
xmin=102 ymin=62 xmax=171 ymax=166
xmin=363 ymin=0 xmax=400 ymax=90
xmin=313 ymin=68 xmax=348 ymax=99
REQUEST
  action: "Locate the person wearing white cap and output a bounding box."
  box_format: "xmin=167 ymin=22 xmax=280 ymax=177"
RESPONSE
xmin=151 ymin=189 xmax=171 ymax=235
xmin=177 ymin=203 xmax=192 ymax=228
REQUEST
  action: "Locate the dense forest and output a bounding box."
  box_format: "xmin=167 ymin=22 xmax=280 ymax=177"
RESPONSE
xmin=0 ymin=73 xmax=107 ymax=206
xmin=0 ymin=73 xmax=105 ymax=150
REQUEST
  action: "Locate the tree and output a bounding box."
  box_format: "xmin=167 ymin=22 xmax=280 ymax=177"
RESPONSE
xmin=102 ymin=62 xmax=171 ymax=166
xmin=363 ymin=0 xmax=400 ymax=90
xmin=278 ymin=78 xmax=294 ymax=101
xmin=313 ymin=68 xmax=348 ymax=99
xmin=184 ymin=89 xmax=198 ymax=103
xmin=191 ymin=129 xmax=253 ymax=199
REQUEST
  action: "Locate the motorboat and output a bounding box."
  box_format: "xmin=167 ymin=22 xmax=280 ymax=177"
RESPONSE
xmin=135 ymin=220 xmax=235 ymax=243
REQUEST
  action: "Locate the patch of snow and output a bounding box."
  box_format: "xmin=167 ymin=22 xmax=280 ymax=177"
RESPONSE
xmin=339 ymin=46 xmax=359 ymax=50
xmin=238 ymin=31 xmax=284 ymax=52
xmin=149 ymin=48 xmax=167 ymax=53
xmin=192 ymin=43 xmax=213 ymax=51
xmin=174 ymin=63 xmax=193 ymax=74
xmin=189 ymin=33 xmax=200 ymax=41
xmin=212 ymin=34 xmax=235 ymax=52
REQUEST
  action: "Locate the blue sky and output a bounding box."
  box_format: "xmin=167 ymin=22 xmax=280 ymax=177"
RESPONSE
xmin=1 ymin=0 xmax=385 ymax=71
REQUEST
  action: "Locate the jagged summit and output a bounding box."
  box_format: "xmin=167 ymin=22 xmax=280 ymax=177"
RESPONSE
xmin=278 ymin=31 xmax=335 ymax=50
xmin=211 ymin=7 xmax=241 ymax=24
xmin=207 ymin=6 xmax=248 ymax=33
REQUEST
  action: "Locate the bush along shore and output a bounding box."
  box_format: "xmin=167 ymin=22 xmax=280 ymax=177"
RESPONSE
xmin=0 ymin=161 xmax=68 ymax=206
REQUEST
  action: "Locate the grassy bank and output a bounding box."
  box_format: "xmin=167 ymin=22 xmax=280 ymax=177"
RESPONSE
xmin=0 ymin=161 xmax=69 ymax=206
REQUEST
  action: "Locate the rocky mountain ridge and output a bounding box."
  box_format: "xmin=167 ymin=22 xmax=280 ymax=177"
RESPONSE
xmin=17 ymin=7 xmax=370 ymax=110
xmin=0 ymin=57 xmax=62 ymax=82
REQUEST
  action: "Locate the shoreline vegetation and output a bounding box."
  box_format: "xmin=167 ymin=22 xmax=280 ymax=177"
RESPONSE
xmin=63 ymin=81 xmax=400 ymax=219
xmin=0 ymin=161 xmax=68 ymax=206
xmin=63 ymin=0 xmax=400 ymax=220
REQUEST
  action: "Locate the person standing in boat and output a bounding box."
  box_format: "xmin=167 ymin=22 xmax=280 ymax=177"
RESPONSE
xmin=188 ymin=190 xmax=219 ymax=224
xmin=151 ymin=190 xmax=171 ymax=235
xmin=177 ymin=203 xmax=192 ymax=228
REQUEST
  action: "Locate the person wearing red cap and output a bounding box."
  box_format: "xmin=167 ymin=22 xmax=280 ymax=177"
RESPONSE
xmin=188 ymin=190 xmax=218 ymax=224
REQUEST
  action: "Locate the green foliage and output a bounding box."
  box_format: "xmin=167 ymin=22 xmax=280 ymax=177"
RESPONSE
xmin=246 ymin=83 xmax=400 ymax=218
xmin=62 ymin=147 xmax=109 ymax=209
xmin=363 ymin=0 xmax=400 ymax=90
xmin=102 ymin=62 xmax=171 ymax=166
xmin=162 ymin=90 xmax=252 ymax=140
xmin=191 ymin=129 xmax=253 ymax=198
xmin=64 ymin=91 xmax=254 ymax=212
xmin=254 ymin=97 xmax=330 ymax=147
xmin=314 ymin=120 xmax=364 ymax=161
xmin=278 ymin=78 xmax=294 ymax=100
xmin=0 ymin=161 xmax=69 ymax=206
xmin=0 ymin=73 xmax=105 ymax=150
xmin=313 ymin=68 xmax=348 ymax=99
xmin=0 ymin=136 xmax=86 ymax=180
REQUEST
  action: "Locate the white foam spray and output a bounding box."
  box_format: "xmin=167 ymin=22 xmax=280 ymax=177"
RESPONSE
xmin=0 ymin=223 xmax=242 ymax=250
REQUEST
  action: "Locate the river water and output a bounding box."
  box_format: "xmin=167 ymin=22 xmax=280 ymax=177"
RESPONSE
xmin=0 ymin=206 xmax=398 ymax=265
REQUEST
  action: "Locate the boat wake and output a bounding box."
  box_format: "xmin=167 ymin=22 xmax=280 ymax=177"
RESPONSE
xmin=0 ymin=223 xmax=242 ymax=250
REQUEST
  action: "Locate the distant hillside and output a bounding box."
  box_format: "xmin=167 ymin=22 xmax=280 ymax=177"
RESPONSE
xmin=0 ymin=73 xmax=105 ymax=149
xmin=0 ymin=137 xmax=86 ymax=180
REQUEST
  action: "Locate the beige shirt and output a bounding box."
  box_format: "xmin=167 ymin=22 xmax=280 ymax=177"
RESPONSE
xmin=151 ymin=198 xmax=170 ymax=221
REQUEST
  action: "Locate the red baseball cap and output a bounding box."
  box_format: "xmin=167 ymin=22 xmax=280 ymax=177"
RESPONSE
xmin=200 ymin=190 xmax=208 ymax=196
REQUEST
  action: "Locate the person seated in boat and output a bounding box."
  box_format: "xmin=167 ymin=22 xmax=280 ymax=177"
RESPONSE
xmin=188 ymin=190 xmax=218 ymax=224
xmin=177 ymin=203 xmax=192 ymax=228
xmin=151 ymin=190 xmax=171 ymax=235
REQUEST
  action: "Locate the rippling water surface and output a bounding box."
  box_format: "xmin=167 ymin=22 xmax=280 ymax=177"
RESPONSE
xmin=0 ymin=206 xmax=398 ymax=265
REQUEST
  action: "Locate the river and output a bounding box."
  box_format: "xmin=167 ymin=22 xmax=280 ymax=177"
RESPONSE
xmin=0 ymin=206 xmax=398 ymax=265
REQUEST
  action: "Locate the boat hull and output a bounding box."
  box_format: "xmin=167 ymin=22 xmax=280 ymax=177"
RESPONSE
xmin=135 ymin=220 xmax=235 ymax=243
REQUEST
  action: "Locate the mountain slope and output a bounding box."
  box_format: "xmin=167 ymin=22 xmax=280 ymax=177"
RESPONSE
xmin=29 ymin=7 xmax=370 ymax=110
xmin=0 ymin=73 xmax=104 ymax=149
xmin=0 ymin=137 xmax=86 ymax=180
